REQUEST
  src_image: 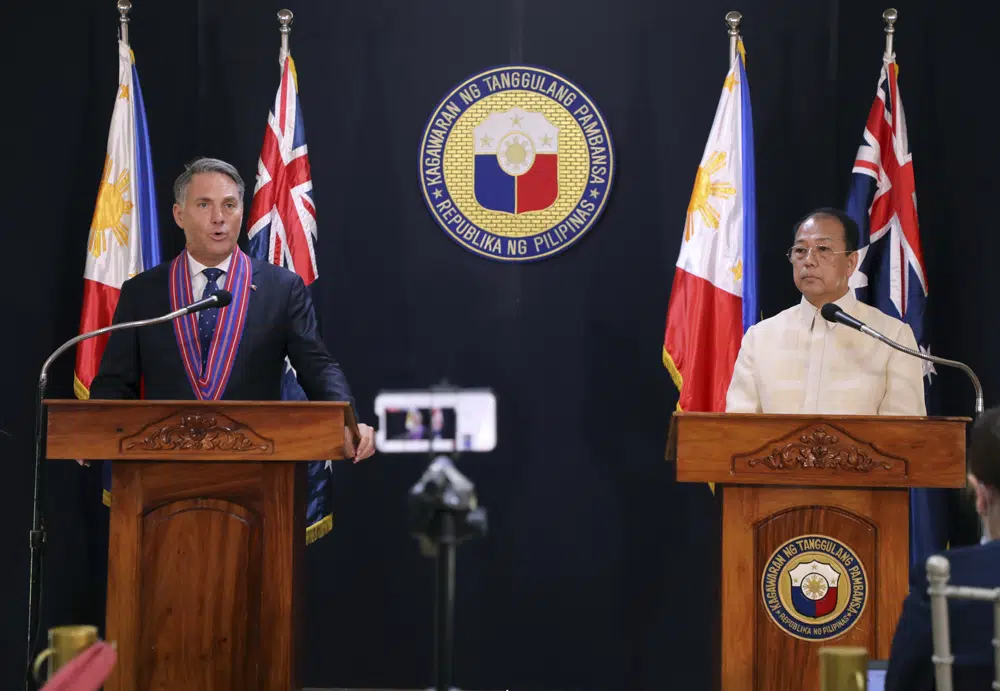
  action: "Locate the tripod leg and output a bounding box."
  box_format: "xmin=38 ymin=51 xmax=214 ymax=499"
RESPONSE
xmin=433 ymin=514 xmax=456 ymax=691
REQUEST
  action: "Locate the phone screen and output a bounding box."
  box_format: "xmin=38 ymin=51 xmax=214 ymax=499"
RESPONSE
xmin=385 ymin=407 xmax=457 ymax=441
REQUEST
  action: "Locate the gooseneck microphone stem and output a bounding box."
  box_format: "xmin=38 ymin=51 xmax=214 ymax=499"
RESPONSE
xmin=26 ymin=292 xmax=229 ymax=690
xmin=821 ymin=303 xmax=984 ymax=418
xmin=856 ymin=323 xmax=984 ymax=417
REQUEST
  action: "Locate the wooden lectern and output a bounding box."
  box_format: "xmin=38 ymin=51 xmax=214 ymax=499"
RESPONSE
xmin=668 ymin=412 xmax=969 ymax=691
xmin=44 ymin=398 xmax=357 ymax=691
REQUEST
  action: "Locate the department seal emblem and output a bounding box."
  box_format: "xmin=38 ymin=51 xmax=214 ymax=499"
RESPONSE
xmin=418 ymin=66 xmax=615 ymax=261
xmin=760 ymin=534 xmax=868 ymax=642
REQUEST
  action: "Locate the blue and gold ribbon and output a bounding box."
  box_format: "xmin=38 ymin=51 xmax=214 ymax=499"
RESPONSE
xmin=169 ymin=249 xmax=251 ymax=400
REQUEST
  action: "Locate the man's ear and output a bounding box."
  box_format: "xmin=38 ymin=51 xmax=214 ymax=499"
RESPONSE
xmin=846 ymin=250 xmax=859 ymax=276
xmin=970 ymin=473 xmax=991 ymax=517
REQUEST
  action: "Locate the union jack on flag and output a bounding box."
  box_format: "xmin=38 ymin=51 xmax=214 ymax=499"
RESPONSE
xmin=845 ymin=54 xmax=943 ymax=566
xmin=248 ymin=50 xmax=333 ymax=545
xmin=248 ymin=52 xmax=317 ymax=285
xmin=847 ymin=56 xmax=929 ymax=357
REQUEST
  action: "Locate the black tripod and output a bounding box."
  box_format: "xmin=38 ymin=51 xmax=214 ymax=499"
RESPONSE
xmin=408 ymin=455 xmax=487 ymax=691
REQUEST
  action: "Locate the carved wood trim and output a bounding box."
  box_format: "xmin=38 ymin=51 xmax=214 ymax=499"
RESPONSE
xmin=731 ymin=423 xmax=908 ymax=477
xmin=120 ymin=411 xmax=274 ymax=455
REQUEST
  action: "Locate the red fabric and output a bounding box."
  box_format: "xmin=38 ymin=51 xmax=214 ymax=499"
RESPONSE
xmin=663 ymin=267 xmax=743 ymax=412
xmin=73 ymin=279 xmax=120 ymax=398
xmin=40 ymin=641 xmax=116 ymax=691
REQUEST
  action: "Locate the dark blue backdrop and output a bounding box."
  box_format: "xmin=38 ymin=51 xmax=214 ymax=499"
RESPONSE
xmin=3 ymin=1 xmax=990 ymax=689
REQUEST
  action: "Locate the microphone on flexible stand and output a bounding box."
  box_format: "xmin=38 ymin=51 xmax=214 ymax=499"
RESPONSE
xmin=25 ymin=289 xmax=231 ymax=690
xmin=820 ymin=302 xmax=983 ymax=416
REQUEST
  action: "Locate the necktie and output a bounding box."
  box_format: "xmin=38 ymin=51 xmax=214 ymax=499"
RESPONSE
xmin=198 ymin=268 xmax=224 ymax=373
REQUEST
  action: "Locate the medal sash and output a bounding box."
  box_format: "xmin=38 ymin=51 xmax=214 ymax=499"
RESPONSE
xmin=169 ymin=248 xmax=252 ymax=400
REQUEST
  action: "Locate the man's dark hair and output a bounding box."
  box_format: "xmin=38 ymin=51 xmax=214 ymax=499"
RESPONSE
xmin=968 ymin=408 xmax=1000 ymax=492
xmin=173 ymin=157 xmax=245 ymax=206
xmin=793 ymin=207 xmax=860 ymax=253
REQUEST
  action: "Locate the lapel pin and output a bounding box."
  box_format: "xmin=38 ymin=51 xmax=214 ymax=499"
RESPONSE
xmin=251 ymin=284 xmax=257 ymax=291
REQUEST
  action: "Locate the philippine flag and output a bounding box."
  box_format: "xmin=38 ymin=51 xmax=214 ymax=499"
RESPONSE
xmin=662 ymin=40 xmax=758 ymax=416
xmin=474 ymin=107 xmax=559 ymax=214
xmin=788 ymin=561 xmax=840 ymax=618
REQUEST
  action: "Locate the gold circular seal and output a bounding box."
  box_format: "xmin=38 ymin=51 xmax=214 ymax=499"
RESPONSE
xmin=760 ymin=534 xmax=869 ymax=642
xmin=418 ymin=66 xmax=614 ymax=261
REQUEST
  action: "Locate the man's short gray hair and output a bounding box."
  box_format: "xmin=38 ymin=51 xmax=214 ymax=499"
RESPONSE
xmin=173 ymin=157 xmax=246 ymax=206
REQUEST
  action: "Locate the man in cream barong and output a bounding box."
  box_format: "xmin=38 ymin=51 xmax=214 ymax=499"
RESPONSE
xmin=725 ymin=207 xmax=926 ymax=415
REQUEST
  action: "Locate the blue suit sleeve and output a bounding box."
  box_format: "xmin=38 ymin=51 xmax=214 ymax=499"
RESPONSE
xmin=885 ymin=562 xmax=935 ymax=691
xmin=88 ymin=279 xmax=141 ymax=401
xmin=284 ymin=274 xmax=356 ymax=413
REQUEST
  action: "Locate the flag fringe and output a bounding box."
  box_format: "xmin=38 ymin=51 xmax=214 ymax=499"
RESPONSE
xmin=662 ymin=345 xmax=684 ymax=396
xmin=306 ymin=514 xmax=333 ymax=545
xmin=663 ymin=346 xmax=714 ymax=495
xmin=74 ymin=374 xmax=91 ymax=401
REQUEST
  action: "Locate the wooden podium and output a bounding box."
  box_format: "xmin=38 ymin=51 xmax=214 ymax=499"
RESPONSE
xmin=668 ymin=412 xmax=969 ymax=691
xmin=44 ymin=398 xmax=357 ymax=691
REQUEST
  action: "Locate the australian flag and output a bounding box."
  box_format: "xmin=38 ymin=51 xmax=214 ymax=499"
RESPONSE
xmin=247 ymin=49 xmax=333 ymax=545
xmin=845 ymin=55 xmax=945 ymax=567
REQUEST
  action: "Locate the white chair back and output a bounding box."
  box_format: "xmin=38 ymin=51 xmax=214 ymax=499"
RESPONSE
xmin=925 ymin=554 xmax=1000 ymax=691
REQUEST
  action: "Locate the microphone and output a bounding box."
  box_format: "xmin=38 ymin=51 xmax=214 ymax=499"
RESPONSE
xmin=184 ymin=289 xmax=232 ymax=314
xmin=25 ymin=292 xmax=229 ymax=688
xmin=819 ymin=303 xmax=868 ymax=332
xmin=820 ymin=302 xmax=983 ymax=416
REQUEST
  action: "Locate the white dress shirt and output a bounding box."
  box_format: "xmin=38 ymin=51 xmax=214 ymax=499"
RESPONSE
xmin=187 ymin=253 xmax=232 ymax=300
xmin=725 ymin=290 xmax=927 ymax=416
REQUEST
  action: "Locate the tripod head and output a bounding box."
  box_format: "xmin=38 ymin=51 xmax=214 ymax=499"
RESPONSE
xmin=408 ymin=456 xmax=488 ymax=556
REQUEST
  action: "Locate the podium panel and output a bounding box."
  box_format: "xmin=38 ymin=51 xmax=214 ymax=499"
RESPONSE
xmin=139 ymin=497 xmax=262 ymax=689
xmin=45 ymin=399 xmax=354 ymax=691
xmin=668 ymin=411 xmax=968 ymax=691
xmin=722 ymin=486 xmax=908 ymax=691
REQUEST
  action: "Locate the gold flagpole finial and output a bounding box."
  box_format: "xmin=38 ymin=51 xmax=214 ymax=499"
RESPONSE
xmin=726 ymin=11 xmax=742 ymax=64
xmin=118 ymin=0 xmax=132 ymax=46
xmin=278 ymin=9 xmax=293 ymax=59
xmin=883 ymin=8 xmax=898 ymax=60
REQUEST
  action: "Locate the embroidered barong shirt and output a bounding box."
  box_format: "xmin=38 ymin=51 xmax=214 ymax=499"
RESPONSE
xmin=725 ymin=291 xmax=926 ymax=416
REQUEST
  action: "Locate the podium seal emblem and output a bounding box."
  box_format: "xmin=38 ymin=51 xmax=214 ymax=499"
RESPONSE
xmin=761 ymin=534 xmax=869 ymax=642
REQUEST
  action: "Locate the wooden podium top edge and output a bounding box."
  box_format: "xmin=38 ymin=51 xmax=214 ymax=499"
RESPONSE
xmin=669 ymin=411 xmax=973 ymax=423
xmin=44 ymin=399 xmax=352 ymax=408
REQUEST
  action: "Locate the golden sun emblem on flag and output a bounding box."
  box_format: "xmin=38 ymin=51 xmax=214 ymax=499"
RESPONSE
xmin=685 ymin=151 xmax=736 ymax=241
xmin=88 ymin=155 xmax=133 ymax=258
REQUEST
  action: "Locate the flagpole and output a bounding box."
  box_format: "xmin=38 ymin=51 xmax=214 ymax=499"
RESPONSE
xmin=726 ymin=10 xmax=742 ymax=64
xmin=883 ymin=7 xmax=897 ymax=60
xmin=26 ymin=5 xmax=135 ymax=682
xmin=118 ymin=0 xmax=131 ymax=46
xmin=278 ymin=9 xmax=293 ymax=62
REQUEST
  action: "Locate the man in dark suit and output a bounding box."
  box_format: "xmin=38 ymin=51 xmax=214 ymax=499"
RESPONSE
xmin=88 ymin=156 xmax=375 ymax=459
xmin=885 ymin=408 xmax=1000 ymax=691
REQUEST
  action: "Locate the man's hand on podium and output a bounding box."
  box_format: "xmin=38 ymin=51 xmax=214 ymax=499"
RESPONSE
xmin=344 ymin=423 xmax=375 ymax=463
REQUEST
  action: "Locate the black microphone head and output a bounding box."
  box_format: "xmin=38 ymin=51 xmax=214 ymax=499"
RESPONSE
xmin=214 ymin=290 xmax=233 ymax=308
xmin=820 ymin=303 xmax=842 ymax=322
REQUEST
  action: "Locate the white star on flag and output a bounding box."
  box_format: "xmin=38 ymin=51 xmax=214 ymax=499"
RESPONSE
xmin=919 ymin=344 xmax=936 ymax=382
